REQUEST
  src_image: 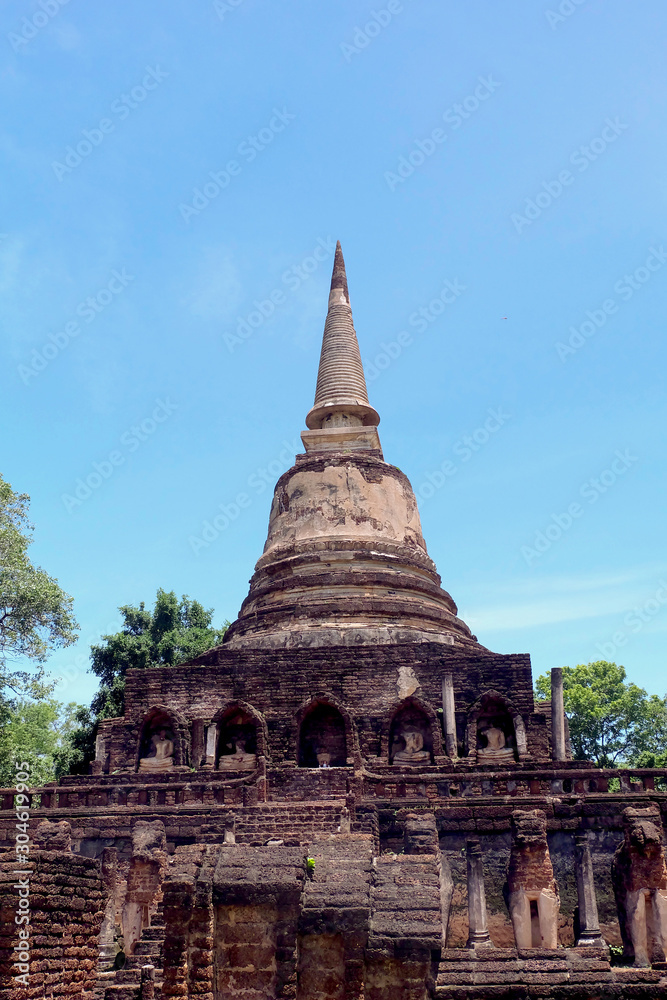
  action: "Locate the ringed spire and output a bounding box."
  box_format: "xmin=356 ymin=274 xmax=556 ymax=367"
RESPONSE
xmin=304 ymin=241 xmax=380 ymax=434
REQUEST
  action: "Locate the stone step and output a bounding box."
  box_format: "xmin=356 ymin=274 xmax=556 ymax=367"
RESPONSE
xmin=438 ymin=970 xmax=573 ymax=986
xmin=123 ymin=953 xmax=161 ymax=970
xmin=439 ymin=959 xmax=570 ymax=973
xmin=614 ymin=967 xmax=664 ymax=982
xmin=132 ymin=943 xmax=162 ymax=958
xmin=101 ymin=987 xmax=142 ymax=1000
xmin=441 ymin=948 xmax=520 ymax=962
xmin=112 ymin=968 xmax=164 ymax=987
xmin=139 ymin=927 xmax=164 ymax=941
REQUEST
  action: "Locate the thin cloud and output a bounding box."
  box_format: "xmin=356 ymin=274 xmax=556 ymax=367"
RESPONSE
xmin=461 ymin=563 xmax=667 ymax=632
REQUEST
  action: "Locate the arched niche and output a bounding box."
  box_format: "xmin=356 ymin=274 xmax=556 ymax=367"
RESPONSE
xmin=467 ymin=691 xmax=524 ymax=762
xmin=216 ymin=705 xmax=260 ymax=771
xmin=389 ymin=701 xmax=434 ymax=765
xmin=136 ymin=706 xmax=183 ymax=771
xmin=298 ymin=702 xmax=348 ymax=768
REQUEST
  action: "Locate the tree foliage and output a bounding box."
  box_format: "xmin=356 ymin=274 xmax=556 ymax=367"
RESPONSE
xmin=0 ymin=474 xmax=79 ymax=691
xmin=535 ymin=660 xmax=667 ymax=768
xmin=61 ymin=589 xmax=228 ymax=774
xmin=0 ymin=475 xmax=230 ymax=785
xmin=0 ymin=473 xmax=80 ymax=787
xmin=0 ymin=698 xmax=80 ymax=787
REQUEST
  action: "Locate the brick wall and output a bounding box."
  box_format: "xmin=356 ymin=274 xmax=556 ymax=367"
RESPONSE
xmin=0 ymin=848 xmax=107 ymax=998
xmin=100 ymin=642 xmax=544 ymax=774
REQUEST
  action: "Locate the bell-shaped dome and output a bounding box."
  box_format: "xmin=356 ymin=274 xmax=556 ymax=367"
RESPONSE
xmin=223 ymin=243 xmax=479 ymax=650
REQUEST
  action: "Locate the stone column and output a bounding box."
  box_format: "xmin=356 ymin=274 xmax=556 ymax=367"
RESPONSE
xmin=442 ymin=674 xmax=457 ymax=758
xmin=513 ymin=714 xmax=528 ymax=758
xmin=575 ymin=831 xmax=605 ymax=948
xmin=91 ymin=733 xmax=106 ymax=775
xmin=191 ymin=719 xmax=205 ymax=769
xmin=140 ymin=965 xmax=155 ymax=1000
xmin=98 ymin=848 xmax=119 ymax=965
xmin=551 ymin=667 xmax=566 ymax=761
xmin=466 ymin=837 xmax=491 ymax=948
xmin=202 ymin=723 xmax=217 ymax=769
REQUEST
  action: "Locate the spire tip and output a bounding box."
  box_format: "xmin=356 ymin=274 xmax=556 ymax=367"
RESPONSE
xmin=330 ymin=241 xmax=349 ymax=301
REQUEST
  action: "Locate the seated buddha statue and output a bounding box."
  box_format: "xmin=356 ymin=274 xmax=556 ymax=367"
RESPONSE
xmin=392 ymin=726 xmax=431 ymax=765
xmin=139 ymin=729 xmax=174 ymax=771
xmin=218 ymin=734 xmax=257 ymax=770
xmin=477 ymin=723 xmax=514 ymax=762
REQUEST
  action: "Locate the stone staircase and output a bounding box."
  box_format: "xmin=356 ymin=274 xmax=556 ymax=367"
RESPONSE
xmin=93 ymin=902 xmax=165 ymax=1000
xmin=435 ymin=946 xmax=667 ymax=998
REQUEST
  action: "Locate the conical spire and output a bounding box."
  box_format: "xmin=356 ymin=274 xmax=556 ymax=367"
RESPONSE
xmin=304 ymin=242 xmax=380 ymax=432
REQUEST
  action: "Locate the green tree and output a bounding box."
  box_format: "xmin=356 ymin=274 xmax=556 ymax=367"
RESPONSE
xmin=0 ymin=474 xmax=79 ymax=693
xmin=535 ymin=661 xmax=667 ymax=768
xmin=0 ymin=473 xmax=80 ymax=786
xmin=0 ymin=698 xmax=80 ymax=787
xmin=61 ymin=589 xmax=228 ymax=774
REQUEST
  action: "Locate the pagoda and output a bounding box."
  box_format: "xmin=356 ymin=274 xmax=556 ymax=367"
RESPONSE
xmin=1 ymin=244 xmax=667 ymax=1000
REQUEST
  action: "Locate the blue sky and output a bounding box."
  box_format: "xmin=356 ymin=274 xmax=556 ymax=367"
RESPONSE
xmin=2 ymin=0 xmax=666 ymax=707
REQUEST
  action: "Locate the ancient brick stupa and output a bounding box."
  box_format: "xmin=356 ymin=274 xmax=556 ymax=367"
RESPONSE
xmin=2 ymin=244 xmax=667 ymax=999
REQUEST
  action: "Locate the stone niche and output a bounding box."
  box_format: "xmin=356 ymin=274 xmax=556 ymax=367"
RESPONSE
xmin=298 ymin=703 xmax=347 ymax=767
xmin=470 ymin=692 xmax=518 ymax=763
xmin=217 ymin=707 xmax=258 ymax=771
xmin=389 ymin=702 xmax=433 ymax=765
xmin=137 ymin=709 xmax=176 ymax=772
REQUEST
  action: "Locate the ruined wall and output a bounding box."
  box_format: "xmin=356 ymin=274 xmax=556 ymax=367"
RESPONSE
xmin=0 ymin=845 xmax=108 ymax=997
xmin=437 ymin=827 xmax=624 ymax=949
xmin=99 ymin=642 xmax=542 ymax=773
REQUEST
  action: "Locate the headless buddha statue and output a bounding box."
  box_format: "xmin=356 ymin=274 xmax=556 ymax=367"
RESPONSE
xmin=218 ymin=734 xmax=256 ymax=770
xmin=478 ymin=723 xmax=514 ymax=761
xmin=393 ymin=726 xmax=430 ymax=765
xmin=139 ymin=729 xmax=174 ymax=771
